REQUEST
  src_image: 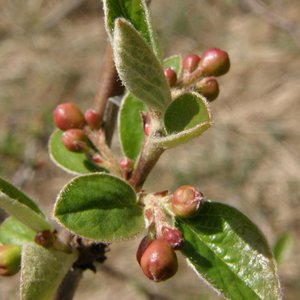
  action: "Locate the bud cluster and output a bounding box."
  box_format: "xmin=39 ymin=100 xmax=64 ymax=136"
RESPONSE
xmin=53 ymin=102 xmax=103 ymax=154
xmin=162 ymin=48 xmax=229 ymax=102
xmin=182 ymin=48 xmax=229 ymax=102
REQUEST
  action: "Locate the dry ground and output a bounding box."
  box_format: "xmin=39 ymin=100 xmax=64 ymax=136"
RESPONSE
xmin=0 ymin=1 xmax=299 ymax=299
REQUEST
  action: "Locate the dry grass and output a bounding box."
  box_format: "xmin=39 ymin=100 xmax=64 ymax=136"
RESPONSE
xmin=0 ymin=1 xmax=299 ymax=299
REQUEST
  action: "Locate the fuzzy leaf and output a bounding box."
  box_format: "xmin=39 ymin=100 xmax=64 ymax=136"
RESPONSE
xmin=49 ymin=130 xmax=104 ymax=175
xmin=103 ymin=0 xmax=160 ymax=57
xmin=0 ymin=177 xmax=51 ymax=231
xmin=163 ymin=55 xmax=182 ymax=76
xmin=54 ymin=173 xmax=144 ymax=242
xmin=158 ymin=92 xmax=212 ymax=148
xmin=0 ymin=217 xmax=35 ymax=245
xmin=113 ymin=18 xmax=171 ymax=111
xmin=176 ymin=201 xmax=282 ymax=300
xmin=21 ymin=243 xmax=77 ymax=300
xmin=119 ymin=93 xmax=147 ymax=160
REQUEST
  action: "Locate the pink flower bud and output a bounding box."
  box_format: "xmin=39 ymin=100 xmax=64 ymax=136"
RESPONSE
xmin=54 ymin=102 xmax=86 ymax=131
xmin=62 ymin=129 xmax=88 ymax=153
xmin=196 ymin=77 xmax=219 ymax=101
xmin=164 ymin=68 xmax=177 ymax=87
xmin=200 ymin=48 xmax=230 ymax=76
xmin=182 ymin=54 xmax=201 ymax=72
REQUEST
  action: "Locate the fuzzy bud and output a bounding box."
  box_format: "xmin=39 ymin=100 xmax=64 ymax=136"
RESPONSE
xmin=0 ymin=245 xmax=21 ymax=276
xmin=62 ymin=129 xmax=88 ymax=153
xmin=196 ymin=77 xmax=219 ymax=101
xmin=182 ymin=54 xmax=201 ymax=72
xmin=199 ymin=48 xmax=230 ymax=76
xmin=54 ymin=102 xmax=86 ymax=131
xmin=139 ymin=239 xmax=178 ymax=282
xmin=164 ymin=67 xmax=177 ymax=87
xmin=171 ymin=185 xmax=203 ymax=217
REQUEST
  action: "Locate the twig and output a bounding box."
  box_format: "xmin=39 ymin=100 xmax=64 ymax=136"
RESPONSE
xmin=53 ymin=269 xmax=83 ymax=300
xmin=241 ymin=0 xmax=300 ymax=49
xmin=92 ymin=45 xmax=125 ymax=143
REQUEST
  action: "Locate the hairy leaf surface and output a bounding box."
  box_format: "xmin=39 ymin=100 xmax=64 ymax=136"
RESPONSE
xmin=54 ymin=174 xmax=144 ymax=241
xmin=21 ymin=244 xmax=77 ymax=300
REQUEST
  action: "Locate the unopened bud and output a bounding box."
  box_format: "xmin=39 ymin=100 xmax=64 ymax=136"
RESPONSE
xmin=162 ymin=227 xmax=183 ymax=250
xmin=0 ymin=245 xmax=21 ymax=276
xmin=35 ymin=230 xmax=55 ymax=248
xmin=164 ymin=68 xmax=177 ymax=87
xmin=182 ymin=54 xmax=201 ymax=73
xmin=84 ymin=108 xmax=101 ymax=129
xmin=199 ymin=48 xmax=230 ymax=76
xmin=54 ymin=102 xmax=86 ymax=131
xmin=62 ymin=129 xmax=88 ymax=153
xmin=196 ymin=77 xmax=219 ymax=101
xmin=171 ymin=185 xmax=203 ymax=217
xmin=139 ymin=239 xmax=178 ymax=282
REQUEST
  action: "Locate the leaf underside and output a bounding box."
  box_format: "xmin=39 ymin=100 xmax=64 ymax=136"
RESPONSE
xmin=176 ymin=201 xmax=282 ymax=300
xmin=21 ymin=243 xmax=77 ymax=300
xmin=0 ymin=217 xmax=35 ymax=245
xmin=113 ymin=18 xmax=171 ymax=111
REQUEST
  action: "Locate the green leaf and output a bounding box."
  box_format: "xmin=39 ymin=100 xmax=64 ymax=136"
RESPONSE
xmin=49 ymin=130 xmax=104 ymax=175
xmin=21 ymin=243 xmax=77 ymax=300
xmin=176 ymin=201 xmax=282 ymax=300
xmin=158 ymin=92 xmax=212 ymax=148
xmin=163 ymin=55 xmax=182 ymax=76
xmin=119 ymin=93 xmax=147 ymax=160
xmin=54 ymin=173 xmax=144 ymax=242
xmin=273 ymin=233 xmax=292 ymax=265
xmin=0 ymin=217 xmax=35 ymax=245
xmin=113 ymin=18 xmax=171 ymax=111
xmin=103 ymin=0 xmax=160 ymax=57
xmin=0 ymin=178 xmax=51 ymax=232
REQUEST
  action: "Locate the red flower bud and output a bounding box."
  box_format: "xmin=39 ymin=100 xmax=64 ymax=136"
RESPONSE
xmin=136 ymin=236 xmax=153 ymax=265
xmin=164 ymin=67 xmax=177 ymax=87
xmin=196 ymin=77 xmax=219 ymax=101
xmin=62 ymin=129 xmax=88 ymax=153
xmin=35 ymin=230 xmax=55 ymax=248
xmin=84 ymin=108 xmax=101 ymax=129
xmin=199 ymin=48 xmax=230 ymax=76
xmin=139 ymin=239 xmax=178 ymax=282
xmin=171 ymin=185 xmax=203 ymax=217
xmin=54 ymin=102 xmax=86 ymax=131
xmin=0 ymin=245 xmax=21 ymax=276
xmin=182 ymin=54 xmax=201 ymax=73
xmin=162 ymin=227 xmax=183 ymax=250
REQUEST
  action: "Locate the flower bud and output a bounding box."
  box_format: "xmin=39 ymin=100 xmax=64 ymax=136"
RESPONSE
xmin=139 ymin=239 xmax=178 ymax=282
xmin=162 ymin=227 xmax=183 ymax=250
xmin=84 ymin=108 xmax=101 ymax=129
xmin=196 ymin=77 xmax=219 ymax=102
xmin=54 ymin=102 xmax=86 ymax=131
xmin=119 ymin=157 xmax=133 ymax=171
xmin=0 ymin=245 xmax=21 ymax=276
xmin=199 ymin=48 xmax=230 ymax=76
xmin=171 ymin=185 xmax=203 ymax=217
xmin=182 ymin=54 xmax=201 ymax=72
xmin=164 ymin=67 xmax=177 ymax=87
xmin=35 ymin=230 xmax=55 ymax=248
xmin=136 ymin=236 xmax=153 ymax=265
xmin=62 ymin=129 xmax=88 ymax=153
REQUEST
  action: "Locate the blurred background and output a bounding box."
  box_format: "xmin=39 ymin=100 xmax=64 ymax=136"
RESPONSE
xmin=0 ymin=0 xmax=299 ymax=299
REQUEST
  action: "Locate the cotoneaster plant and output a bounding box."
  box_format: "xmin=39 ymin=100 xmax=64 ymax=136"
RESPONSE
xmin=0 ymin=1 xmax=282 ymax=300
